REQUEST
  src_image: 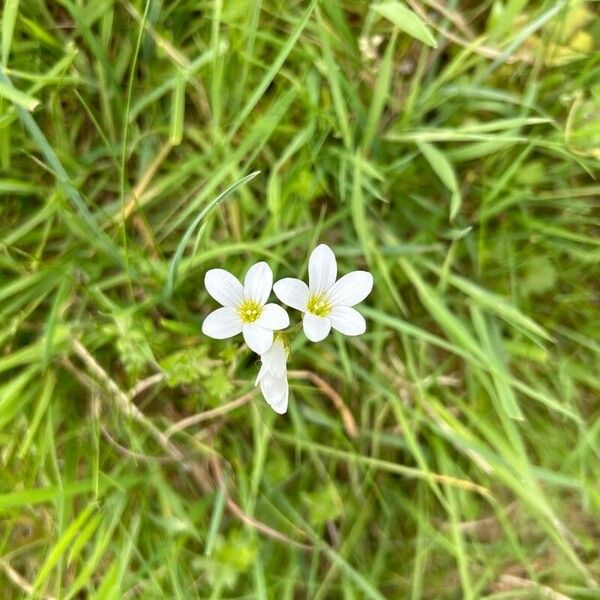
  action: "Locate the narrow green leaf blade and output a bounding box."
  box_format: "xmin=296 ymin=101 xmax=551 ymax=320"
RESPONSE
xmin=372 ymin=1 xmax=437 ymax=48
xmin=165 ymin=170 xmax=260 ymax=297
xmin=1 ymin=0 xmax=20 ymax=66
xmin=417 ymin=141 xmax=461 ymax=220
xmin=0 ymin=80 xmax=40 ymax=110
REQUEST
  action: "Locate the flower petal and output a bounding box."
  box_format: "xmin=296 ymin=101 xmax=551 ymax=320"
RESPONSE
xmin=328 ymin=306 xmax=366 ymax=336
xmin=271 ymin=388 xmax=289 ymax=415
xmin=257 ymin=304 xmax=289 ymax=331
xmin=255 ymin=363 xmax=267 ymax=385
xmin=328 ymin=271 xmax=373 ymax=307
xmin=243 ymin=324 xmax=273 ymax=354
xmin=308 ymin=244 xmax=337 ymax=294
xmin=273 ymin=278 xmax=309 ymax=311
xmin=259 ymin=339 xmax=287 ymax=378
xmin=303 ymin=313 xmax=331 ymax=342
xmin=244 ymin=261 xmax=273 ymax=306
xmin=202 ymin=307 xmax=243 ymax=339
xmin=204 ymin=269 xmax=244 ymax=307
xmin=260 ymin=375 xmax=288 ymax=414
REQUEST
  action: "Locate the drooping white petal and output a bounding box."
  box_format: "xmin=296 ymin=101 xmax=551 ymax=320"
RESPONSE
xmin=308 ymin=244 xmax=337 ymax=294
xmin=328 ymin=271 xmax=373 ymax=307
xmin=244 ymin=261 xmax=273 ymax=306
xmin=260 ymin=374 xmax=288 ymax=414
xmin=202 ymin=306 xmax=243 ymax=339
xmin=273 ymin=278 xmax=310 ymax=311
xmin=256 ymin=304 xmax=289 ymax=331
xmin=243 ymin=323 xmax=273 ymax=354
xmin=259 ymin=339 xmax=287 ymax=378
xmin=255 ymin=362 xmax=268 ymax=385
xmin=303 ymin=313 xmax=331 ymax=342
xmin=271 ymin=386 xmax=289 ymax=414
xmin=204 ymin=269 xmax=244 ymax=307
xmin=328 ymin=306 xmax=366 ymax=336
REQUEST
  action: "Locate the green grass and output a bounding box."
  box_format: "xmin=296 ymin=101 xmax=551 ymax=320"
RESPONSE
xmin=1 ymin=0 xmax=599 ymax=598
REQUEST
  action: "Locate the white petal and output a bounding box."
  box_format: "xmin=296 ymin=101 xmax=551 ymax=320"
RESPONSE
xmin=271 ymin=390 xmax=288 ymax=415
xmin=204 ymin=269 xmax=244 ymax=307
xmin=328 ymin=306 xmax=366 ymax=336
xmin=255 ymin=363 xmax=268 ymax=385
xmin=308 ymin=244 xmax=337 ymax=294
xmin=303 ymin=313 xmax=331 ymax=342
xmin=260 ymin=375 xmax=288 ymax=414
xmin=202 ymin=307 xmax=243 ymax=339
xmin=256 ymin=304 xmax=289 ymax=331
xmin=244 ymin=261 xmax=273 ymax=306
xmin=328 ymin=271 xmax=373 ymax=307
xmin=243 ymin=324 xmax=273 ymax=354
xmin=273 ymin=278 xmax=309 ymax=311
xmin=260 ymin=339 xmax=287 ymax=378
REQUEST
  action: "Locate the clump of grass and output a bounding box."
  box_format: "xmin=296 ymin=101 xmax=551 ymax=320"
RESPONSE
xmin=1 ymin=1 xmax=599 ymax=598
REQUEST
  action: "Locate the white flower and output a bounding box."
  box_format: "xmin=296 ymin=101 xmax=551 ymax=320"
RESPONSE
xmin=202 ymin=262 xmax=289 ymax=354
xmin=255 ymin=338 xmax=289 ymax=414
xmin=273 ymin=244 xmax=373 ymax=343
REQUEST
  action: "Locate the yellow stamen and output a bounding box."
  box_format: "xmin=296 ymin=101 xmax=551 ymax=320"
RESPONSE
xmin=307 ymin=293 xmax=332 ymax=317
xmin=238 ymin=299 xmax=262 ymax=324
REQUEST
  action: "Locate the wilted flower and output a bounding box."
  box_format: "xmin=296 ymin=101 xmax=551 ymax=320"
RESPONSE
xmin=273 ymin=244 xmax=373 ymax=342
xmin=202 ymin=262 xmax=289 ymax=354
xmin=255 ymin=338 xmax=288 ymax=414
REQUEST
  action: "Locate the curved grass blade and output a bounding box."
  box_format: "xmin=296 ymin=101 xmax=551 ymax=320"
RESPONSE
xmin=417 ymin=141 xmax=461 ymax=221
xmin=164 ymin=170 xmax=260 ymax=297
xmin=372 ymin=1 xmax=437 ymax=48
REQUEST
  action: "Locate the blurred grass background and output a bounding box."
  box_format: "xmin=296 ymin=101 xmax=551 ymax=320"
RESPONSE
xmin=1 ymin=0 xmax=600 ymax=598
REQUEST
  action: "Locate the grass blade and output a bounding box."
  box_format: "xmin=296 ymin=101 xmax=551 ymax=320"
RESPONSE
xmin=164 ymin=170 xmax=260 ymax=297
xmin=372 ymin=1 xmax=437 ymax=48
xmin=416 ymin=141 xmax=461 ymax=221
xmin=0 ymin=80 xmax=40 ymax=110
xmin=1 ymin=0 xmax=20 ymax=66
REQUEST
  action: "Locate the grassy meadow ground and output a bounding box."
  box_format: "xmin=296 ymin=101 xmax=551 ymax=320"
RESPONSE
xmin=1 ymin=0 xmax=600 ymax=598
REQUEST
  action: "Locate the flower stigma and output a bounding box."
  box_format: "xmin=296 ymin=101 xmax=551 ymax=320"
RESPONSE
xmin=307 ymin=293 xmax=332 ymax=317
xmin=238 ymin=299 xmax=262 ymax=324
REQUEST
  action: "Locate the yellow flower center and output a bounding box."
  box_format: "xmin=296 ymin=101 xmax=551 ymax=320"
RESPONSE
xmin=307 ymin=293 xmax=332 ymax=317
xmin=238 ymin=299 xmax=262 ymax=324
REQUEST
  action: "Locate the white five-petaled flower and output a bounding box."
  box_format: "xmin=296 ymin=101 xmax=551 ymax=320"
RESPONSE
xmin=202 ymin=262 xmax=289 ymax=354
xmin=273 ymin=244 xmax=373 ymax=343
xmin=255 ymin=338 xmax=289 ymax=414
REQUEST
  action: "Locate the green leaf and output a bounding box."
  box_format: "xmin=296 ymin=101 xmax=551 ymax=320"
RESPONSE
xmin=0 ymin=80 xmax=40 ymax=110
xmin=417 ymin=141 xmax=461 ymax=220
xmin=0 ymin=69 xmax=124 ymax=268
xmin=170 ymin=71 xmax=185 ymax=145
xmin=228 ymin=1 xmax=315 ymax=137
xmin=159 ymin=346 xmax=211 ymax=387
xmin=372 ymin=1 xmax=437 ymax=48
xmin=302 ymin=484 xmax=343 ymax=525
xmin=1 ymin=0 xmax=20 ymax=66
xmin=520 ymin=256 xmax=557 ymax=298
xmin=34 ymin=504 xmax=97 ymax=590
xmin=164 ymin=170 xmax=260 ymax=297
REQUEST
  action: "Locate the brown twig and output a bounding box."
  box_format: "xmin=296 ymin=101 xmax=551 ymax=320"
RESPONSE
xmin=406 ymin=0 xmax=533 ymax=65
xmin=165 ymin=389 xmax=258 ymax=440
xmin=128 ymin=372 xmax=165 ymax=399
xmin=288 ymin=370 xmax=358 ymax=438
xmin=100 ymin=426 xmax=191 ymax=465
xmin=209 ymin=457 xmax=313 ymax=551
xmin=493 ymin=574 xmax=574 ymax=600
xmin=108 ymin=140 xmax=174 ymax=227
xmin=420 ymin=0 xmax=475 ymax=38
xmin=0 ymin=558 xmax=56 ymax=600
xmin=69 ymin=339 xmax=311 ymax=550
